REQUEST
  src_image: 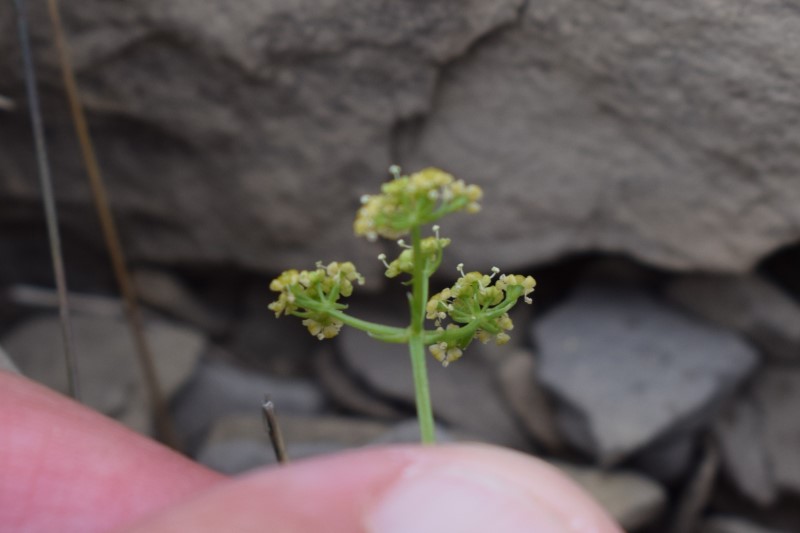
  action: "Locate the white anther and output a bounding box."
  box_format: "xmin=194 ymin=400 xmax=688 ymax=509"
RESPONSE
xmin=397 ymin=239 xmax=411 ymax=249
xmin=456 ymin=263 xmax=465 ymax=277
xmin=377 ymin=253 xmax=390 ymax=268
xmin=360 ymin=194 xmax=371 ymax=204
xmin=389 ymin=165 xmax=402 ymax=179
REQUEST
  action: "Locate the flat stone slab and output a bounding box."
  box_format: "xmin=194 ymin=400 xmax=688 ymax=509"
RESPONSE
xmin=666 ymin=274 xmax=800 ymax=362
xmin=2 ymin=314 xmax=206 ymax=416
xmin=534 ymin=286 xmax=758 ymax=464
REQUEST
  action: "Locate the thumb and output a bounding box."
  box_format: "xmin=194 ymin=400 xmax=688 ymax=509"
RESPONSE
xmin=122 ymin=444 xmax=622 ymax=533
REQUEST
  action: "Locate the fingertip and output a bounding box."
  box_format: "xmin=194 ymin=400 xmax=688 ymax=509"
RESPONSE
xmin=0 ymin=372 xmax=223 ymax=532
xmin=123 ymin=444 xmax=622 ymax=533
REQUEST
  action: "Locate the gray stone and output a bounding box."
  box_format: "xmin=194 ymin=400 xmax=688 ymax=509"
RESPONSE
xmin=196 ymin=413 xmax=390 ymax=473
xmin=633 ymin=433 xmax=698 ymax=485
xmin=230 ymin=292 xmax=318 ymax=377
xmin=553 ymin=462 xmax=666 ymax=531
xmin=496 ymin=349 xmax=564 ymax=453
xmin=400 ymin=0 xmax=800 ymax=273
xmin=132 ymin=268 xmax=229 ymax=336
xmin=336 ymin=297 xmax=529 ymax=449
xmin=8 ymin=285 xmax=123 ymax=316
xmin=0 ymin=343 xmax=19 ymax=374
xmin=0 ymin=0 xmax=523 ymax=282
xmin=206 ymin=413 xmax=389 ymax=447
xmin=172 ymin=357 xmax=326 ymax=451
xmin=666 ymin=274 xmax=800 ymax=362
xmin=534 ymin=286 xmax=759 ymax=464
xmin=369 ymin=419 xmax=457 ymax=446
xmin=702 ymin=516 xmax=789 ymax=533
xmin=5 ymin=1 xmax=799 ymax=279
xmin=753 ymin=366 xmax=800 ymax=495
xmin=196 ymin=439 xmax=276 ymax=474
xmin=313 ymin=345 xmax=406 ymax=419
xmin=2 ymin=314 xmax=205 ymax=415
xmin=198 ymin=439 xmax=347 ymax=475
xmin=672 ymin=439 xmax=721 ymax=533
xmin=713 ymin=397 xmax=777 ymax=506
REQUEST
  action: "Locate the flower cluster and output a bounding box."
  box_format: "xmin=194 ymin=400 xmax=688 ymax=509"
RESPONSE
xmin=425 ymin=267 xmax=536 ymax=366
xmin=354 ymin=167 xmax=483 ymax=241
xmin=380 ymin=236 xmax=451 ymax=278
xmin=268 ymin=261 xmax=364 ymax=340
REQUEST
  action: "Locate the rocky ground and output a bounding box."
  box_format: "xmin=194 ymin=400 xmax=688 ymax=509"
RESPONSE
xmin=3 ymin=2 xmax=800 ymax=530
xmin=2 ymin=251 xmax=799 ymax=533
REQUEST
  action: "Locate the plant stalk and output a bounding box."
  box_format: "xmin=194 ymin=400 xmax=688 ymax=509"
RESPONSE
xmin=409 ymin=225 xmax=435 ymax=444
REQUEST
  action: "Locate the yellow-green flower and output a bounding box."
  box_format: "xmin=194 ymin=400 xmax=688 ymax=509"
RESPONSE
xmin=268 ymin=261 xmax=364 ymax=340
xmin=354 ymin=167 xmax=483 ymax=241
xmin=382 ymin=237 xmax=451 ymax=278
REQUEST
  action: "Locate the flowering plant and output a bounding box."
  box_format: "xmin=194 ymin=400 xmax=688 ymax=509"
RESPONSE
xmin=269 ymin=166 xmax=535 ymax=443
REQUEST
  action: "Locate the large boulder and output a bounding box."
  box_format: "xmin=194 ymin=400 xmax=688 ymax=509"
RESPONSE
xmin=400 ymin=0 xmax=800 ymax=272
xmin=0 ymin=0 xmax=522 ymax=282
xmin=2 ymin=0 xmax=799 ymax=278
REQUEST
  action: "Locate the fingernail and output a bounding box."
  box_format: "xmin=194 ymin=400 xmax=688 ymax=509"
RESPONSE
xmin=365 ymin=462 xmax=571 ymax=533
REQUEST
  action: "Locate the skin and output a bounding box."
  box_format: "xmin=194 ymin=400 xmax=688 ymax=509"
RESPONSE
xmin=0 ymin=371 xmax=622 ymax=533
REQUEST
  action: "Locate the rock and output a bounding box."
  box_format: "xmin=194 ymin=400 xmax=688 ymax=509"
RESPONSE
xmin=666 ymin=274 xmax=800 ymax=362
xmin=206 ymin=413 xmax=389 ymax=448
xmin=172 ymin=356 xmax=326 ymax=451
xmin=553 ymin=462 xmax=666 ymax=531
xmin=369 ymin=419 xmax=457 ymax=445
xmin=196 ymin=439 xmax=278 ymax=474
xmin=400 ymin=0 xmax=800 ymax=273
xmin=701 ymin=516 xmax=789 ymax=533
xmin=116 ymin=385 xmax=153 ymax=436
xmin=198 ymin=439 xmax=351 ymax=475
xmin=2 ymin=314 xmax=205 ymax=416
xmin=713 ymin=396 xmax=777 ymax=506
xmin=132 ymin=268 xmax=229 ymax=336
xmin=6 ymin=1 xmax=799 ymax=278
xmin=313 ymin=345 xmax=406 ymax=419
xmin=336 ymin=297 xmax=529 ymax=449
xmin=230 ymin=288 xmax=318 ymax=376
xmin=8 ymin=285 xmax=122 ymax=316
xmin=496 ymin=349 xmax=564 ymax=452
xmin=671 ymin=439 xmax=721 ymax=533
xmin=534 ymin=286 xmax=759 ymax=464
xmin=0 ymin=0 xmax=523 ymax=281
xmin=144 ymin=320 xmax=207 ymax=398
xmin=0 ymin=343 xmax=19 ymax=374
xmin=753 ymin=366 xmax=800 ymax=495
xmin=197 ymin=413 xmax=389 ymax=473
xmin=633 ymin=433 xmax=698 ymax=485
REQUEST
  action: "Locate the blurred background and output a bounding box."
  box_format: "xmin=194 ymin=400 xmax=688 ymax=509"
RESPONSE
xmin=1 ymin=1 xmax=799 ymax=531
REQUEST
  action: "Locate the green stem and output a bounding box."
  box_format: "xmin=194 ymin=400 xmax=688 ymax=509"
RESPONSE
xmin=325 ymin=309 xmax=409 ymax=343
xmin=409 ymin=225 xmax=436 ymax=444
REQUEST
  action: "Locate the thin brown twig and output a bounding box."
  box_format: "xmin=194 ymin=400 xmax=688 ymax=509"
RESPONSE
xmin=46 ymin=0 xmax=179 ymax=449
xmin=12 ymin=0 xmax=81 ymax=401
xmin=262 ymin=398 xmax=289 ymax=464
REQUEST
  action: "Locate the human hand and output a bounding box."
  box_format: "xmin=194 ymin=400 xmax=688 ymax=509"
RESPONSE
xmin=0 ymin=372 xmax=622 ymax=532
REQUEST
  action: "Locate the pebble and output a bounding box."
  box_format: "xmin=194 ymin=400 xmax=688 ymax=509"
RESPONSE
xmin=553 ymin=461 xmax=666 ymax=531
